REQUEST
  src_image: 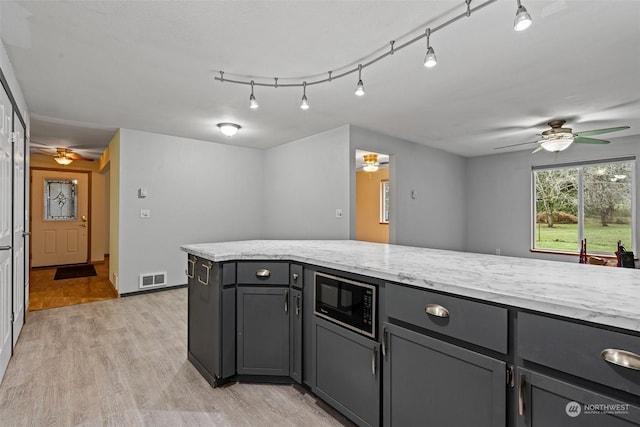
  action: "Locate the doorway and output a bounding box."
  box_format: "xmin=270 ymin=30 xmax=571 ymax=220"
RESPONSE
xmin=30 ymin=169 xmax=90 ymax=267
xmin=355 ymin=150 xmax=390 ymax=243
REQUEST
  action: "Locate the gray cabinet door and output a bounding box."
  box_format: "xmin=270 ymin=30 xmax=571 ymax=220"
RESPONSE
xmin=313 ymin=318 xmax=380 ymax=427
xmin=517 ymin=368 xmax=640 ymax=427
xmin=237 ymin=286 xmax=290 ymax=376
xmin=383 ymin=322 xmax=506 ymax=427
xmin=290 ymin=287 xmax=303 ymax=383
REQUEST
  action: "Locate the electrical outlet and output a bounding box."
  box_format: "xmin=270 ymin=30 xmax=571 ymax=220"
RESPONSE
xmin=496 ymin=249 xmax=501 ymax=255
xmin=140 ymin=209 xmax=151 ymax=219
xmin=336 ymin=209 xmax=343 ymax=219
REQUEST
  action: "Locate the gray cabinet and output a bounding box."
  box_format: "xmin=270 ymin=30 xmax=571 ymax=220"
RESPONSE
xmin=187 ymin=256 xmax=236 ymax=387
xmin=516 ymin=368 xmax=640 ymax=426
xmin=236 ymin=286 xmax=290 ymax=376
xmin=382 ymin=322 xmax=506 ymax=427
xmin=313 ymin=318 xmax=380 ymax=427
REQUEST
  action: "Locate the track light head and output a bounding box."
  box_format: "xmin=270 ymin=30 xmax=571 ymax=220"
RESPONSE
xmin=354 ymin=65 xmax=365 ymax=96
xmin=514 ymin=1 xmax=532 ymax=32
xmin=300 ymin=82 xmax=310 ymax=110
xmin=249 ymin=81 xmax=259 ymax=109
xmin=424 ymin=47 xmax=437 ymax=68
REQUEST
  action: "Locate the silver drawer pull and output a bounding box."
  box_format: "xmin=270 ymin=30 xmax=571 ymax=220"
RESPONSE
xmin=601 ymin=349 xmax=640 ymax=371
xmin=425 ymin=304 xmax=449 ymax=318
xmin=197 ymin=261 xmax=213 ymax=286
xmin=187 ymin=256 xmax=196 ymax=279
xmin=518 ymin=373 xmax=525 ymax=416
xmin=256 ymin=269 xmax=271 ymax=278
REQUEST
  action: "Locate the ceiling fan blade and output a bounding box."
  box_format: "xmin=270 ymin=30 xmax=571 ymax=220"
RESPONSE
xmin=35 ymin=148 xmax=57 ymax=156
xmin=575 ymin=126 xmax=630 ymax=137
xmin=575 ymin=137 xmax=610 ymax=145
xmin=493 ymin=141 xmax=538 ymax=150
xmin=66 ymin=152 xmax=94 ymax=161
xmin=532 ymin=145 xmax=545 ymax=154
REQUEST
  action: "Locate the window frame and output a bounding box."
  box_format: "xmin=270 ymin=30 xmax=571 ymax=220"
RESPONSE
xmin=531 ymin=157 xmax=636 ymax=256
xmin=380 ymin=180 xmax=389 ymax=224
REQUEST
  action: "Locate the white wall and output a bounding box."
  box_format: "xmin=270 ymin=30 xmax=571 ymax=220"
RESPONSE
xmin=466 ymin=137 xmax=640 ymax=261
xmin=117 ymin=129 xmax=265 ymax=294
xmin=349 ymin=125 xmax=467 ymax=251
xmin=263 ymin=125 xmax=351 ymax=239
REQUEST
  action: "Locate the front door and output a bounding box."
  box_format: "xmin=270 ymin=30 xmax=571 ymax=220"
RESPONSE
xmin=12 ymin=112 xmax=26 ymax=344
xmin=0 ymin=83 xmax=13 ymax=379
xmin=31 ymin=170 xmax=89 ymax=267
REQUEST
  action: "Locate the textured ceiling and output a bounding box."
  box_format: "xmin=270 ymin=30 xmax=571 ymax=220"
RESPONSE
xmin=1 ymin=0 xmax=639 ymax=158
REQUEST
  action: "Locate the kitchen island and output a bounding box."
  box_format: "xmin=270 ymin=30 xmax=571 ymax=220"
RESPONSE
xmin=181 ymin=240 xmax=640 ymax=427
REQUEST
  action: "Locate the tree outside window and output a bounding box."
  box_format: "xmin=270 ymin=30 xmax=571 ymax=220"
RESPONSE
xmin=533 ymin=160 xmax=634 ymax=254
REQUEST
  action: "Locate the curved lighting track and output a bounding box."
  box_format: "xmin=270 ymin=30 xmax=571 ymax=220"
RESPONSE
xmin=214 ymin=0 xmax=505 ymax=89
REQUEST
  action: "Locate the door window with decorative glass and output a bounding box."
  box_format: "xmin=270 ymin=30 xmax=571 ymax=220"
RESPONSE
xmin=44 ymin=179 xmax=78 ymax=220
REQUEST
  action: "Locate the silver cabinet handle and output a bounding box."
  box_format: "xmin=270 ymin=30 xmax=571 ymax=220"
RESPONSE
xmin=187 ymin=256 xmax=196 ymax=279
xmin=518 ymin=373 xmax=525 ymax=416
xmin=382 ymin=327 xmax=388 ymax=357
xmin=256 ymin=269 xmax=271 ymax=278
xmin=371 ymin=347 xmax=377 ymax=376
xmin=295 ymin=294 xmax=301 ymax=317
xmin=22 ymin=232 xmax=31 ymax=237
xmin=0 ymin=246 xmax=11 ymax=251
xmin=425 ymin=304 xmax=450 ymax=318
xmin=197 ymin=261 xmax=212 ymax=286
xmin=292 ymin=272 xmax=299 ymax=283
xmin=284 ymin=290 xmax=289 ymax=314
xmin=601 ymin=349 xmax=640 ymax=371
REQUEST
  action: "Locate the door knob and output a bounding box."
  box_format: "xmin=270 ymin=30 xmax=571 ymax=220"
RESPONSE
xmin=81 ymin=215 xmax=88 ymax=222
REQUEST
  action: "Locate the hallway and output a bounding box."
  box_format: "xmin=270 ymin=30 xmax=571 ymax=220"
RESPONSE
xmin=29 ymin=259 xmax=117 ymax=311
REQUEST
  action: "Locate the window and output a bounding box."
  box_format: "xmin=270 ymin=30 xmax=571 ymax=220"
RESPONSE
xmin=380 ymin=180 xmax=389 ymax=224
xmin=532 ymin=159 xmax=635 ymax=254
xmin=44 ymin=178 xmax=77 ymax=220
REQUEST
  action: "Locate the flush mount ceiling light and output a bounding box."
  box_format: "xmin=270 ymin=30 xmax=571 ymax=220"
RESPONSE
xmin=514 ymin=0 xmax=533 ymax=32
xmin=214 ymin=0 xmax=533 ymax=108
xmin=363 ymin=153 xmax=379 ymax=172
xmin=217 ymin=122 xmax=241 ymax=137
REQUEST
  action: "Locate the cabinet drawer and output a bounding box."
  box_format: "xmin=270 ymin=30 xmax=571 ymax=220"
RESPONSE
xmin=236 ymin=262 xmax=289 ymax=285
xmin=518 ymin=312 xmax=640 ymax=396
xmin=386 ymin=284 xmax=508 ymax=353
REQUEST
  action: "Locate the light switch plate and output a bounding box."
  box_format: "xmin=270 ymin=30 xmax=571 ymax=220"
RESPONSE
xmin=140 ymin=209 xmax=151 ymax=219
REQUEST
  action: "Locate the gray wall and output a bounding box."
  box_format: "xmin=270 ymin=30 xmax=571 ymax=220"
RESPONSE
xmin=117 ymin=129 xmax=265 ymax=294
xmin=263 ymin=125 xmax=351 ymax=239
xmin=466 ymin=137 xmax=640 ymax=261
xmin=349 ymin=125 xmax=467 ymax=251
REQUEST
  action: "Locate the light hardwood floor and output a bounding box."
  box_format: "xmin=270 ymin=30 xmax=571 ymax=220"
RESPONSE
xmin=29 ymin=259 xmax=118 ymax=311
xmin=0 ymin=288 xmax=352 ymax=426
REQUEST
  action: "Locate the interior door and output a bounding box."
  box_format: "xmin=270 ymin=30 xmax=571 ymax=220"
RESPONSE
xmin=0 ymin=84 xmax=13 ymax=379
xmin=31 ymin=170 xmax=89 ymax=267
xmin=12 ymin=112 xmax=25 ymax=344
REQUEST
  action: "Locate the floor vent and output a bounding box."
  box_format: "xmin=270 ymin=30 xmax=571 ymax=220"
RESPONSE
xmin=139 ymin=272 xmax=167 ymax=289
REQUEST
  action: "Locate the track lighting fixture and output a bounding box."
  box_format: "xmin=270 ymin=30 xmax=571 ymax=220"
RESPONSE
xmin=355 ymin=64 xmax=365 ymax=96
xmin=514 ymin=0 xmax=532 ymax=32
xmin=300 ymin=82 xmax=310 ymax=110
xmin=215 ymin=0 xmax=533 ymax=109
xmin=249 ymin=81 xmax=258 ymax=109
xmin=217 ymin=123 xmax=241 ymax=137
xmin=423 ymin=28 xmax=437 ymax=68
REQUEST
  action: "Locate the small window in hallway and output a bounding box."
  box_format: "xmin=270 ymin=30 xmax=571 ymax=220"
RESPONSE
xmin=44 ymin=178 xmax=77 ymax=220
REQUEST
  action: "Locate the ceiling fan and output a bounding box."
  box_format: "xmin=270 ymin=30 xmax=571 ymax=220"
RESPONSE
xmin=494 ymin=120 xmax=630 ymax=153
xmin=37 ymin=147 xmax=94 ymax=165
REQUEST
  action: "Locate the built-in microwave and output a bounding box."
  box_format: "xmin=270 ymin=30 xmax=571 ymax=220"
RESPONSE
xmin=314 ymin=271 xmax=376 ymax=339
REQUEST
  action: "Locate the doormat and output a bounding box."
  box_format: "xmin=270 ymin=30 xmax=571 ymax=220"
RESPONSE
xmin=54 ymin=264 xmax=97 ymax=280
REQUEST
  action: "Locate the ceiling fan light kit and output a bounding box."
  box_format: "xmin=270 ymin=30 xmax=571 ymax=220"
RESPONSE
xmin=214 ymin=0 xmax=531 ymax=110
xmin=54 ymin=155 xmax=73 ymax=165
xmin=363 ymin=153 xmax=380 ymax=172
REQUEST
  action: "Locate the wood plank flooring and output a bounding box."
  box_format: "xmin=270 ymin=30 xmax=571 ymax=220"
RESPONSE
xmin=29 ymin=259 xmax=118 ymax=311
xmin=0 ymin=288 xmax=353 ymax=426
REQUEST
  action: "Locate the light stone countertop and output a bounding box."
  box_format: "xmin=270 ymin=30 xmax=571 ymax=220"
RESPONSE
xmin=181 ymin=240 xmax=640 ymax=332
